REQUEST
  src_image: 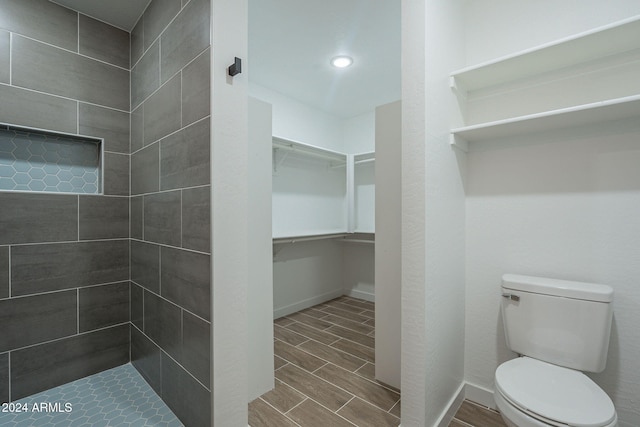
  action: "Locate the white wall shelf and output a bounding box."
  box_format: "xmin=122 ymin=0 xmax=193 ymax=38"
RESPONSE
xmin=273 ymin=136 xmax=346 ymax=170
xmin=449 ymin=15 xmax=640 ymax=148
xmin=451 ymin=94 xmax=640 ymax=145
xmin=450 ymin=15 xmax=640 ymax=96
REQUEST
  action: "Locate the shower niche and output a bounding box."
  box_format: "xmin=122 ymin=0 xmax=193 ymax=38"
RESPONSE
xmin=0 ymin=124 xmax=102 ymax=194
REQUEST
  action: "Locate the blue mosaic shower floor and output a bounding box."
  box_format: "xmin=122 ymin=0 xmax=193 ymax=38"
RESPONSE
xmin=0 ymin=364 xmax=183 ymax=427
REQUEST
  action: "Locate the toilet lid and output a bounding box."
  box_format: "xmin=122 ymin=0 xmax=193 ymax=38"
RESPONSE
xmin=495 ymin=357 xmax=616 ymax=427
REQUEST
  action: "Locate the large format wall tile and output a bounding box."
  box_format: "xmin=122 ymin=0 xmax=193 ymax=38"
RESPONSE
xmin=0 ymin=85 xmax=77 ymax=134
xmin=79 ymin=282 xmax=130 ymax=332
xmin=144 ymin=74 xmax=181 ymax=146
xmin=132 ymin=143 xmax=160 ymax=195
xmin=131 ymin=326 xmax=161 ymax=395
xmin=144 ymin=190 xmax=181 ymax=246
xmin=0 ymin=353 xmax=7 ymax=403
xmin=161 ymin=352 xmax=211 ymax=427
xmin=182 ymin=186 xmax=211 ymax=252
xmin=0 ymin=247 xmax=9 ymax=299
xmin=103 ymin=152 xmax=130 ymax=196
xmin=160 ymin=119 xmax=210 ymax=191
xmin=79 ymin=14 xmax=130 ymax=69
xmin=182 ymin=48 xmax=211 ymax=127
xmin=182 ymin=311 xmax=210 ymax=388
xmin=143 ymin=0 xmax=181 ymax=52
xmin=0 ymin=290 xmax=77 ymax=353
xmin=12 ymin=36 xmax=129 ymax=111
xmin=131 ymin=240 xmax=160 ymax=293
xmin=0 ymin=0 xmax=78 ymax=51
xmin=11 ymin=240 xmax=129 ymax=296
xmin=131 ymin=40 xmax=160 ymax=109
xmin=79 ymin=196 xmax=129 ymax=240
xmin=0 ymin=30 xmax=9 ymax=84
xmin=160 ymin=0 xmax=210 ymax=83
xmin=161 ymin=247 xmax=211 ymax=320
xmin=79 ymin=103 xmax=130 ymax=154
xmin=11 ymin=324 xmax=129 ymax=400
xmin=0 ymin=193 xmax=77 ymax=245
xmin=144 ymin=291 xmax=182 ymax=362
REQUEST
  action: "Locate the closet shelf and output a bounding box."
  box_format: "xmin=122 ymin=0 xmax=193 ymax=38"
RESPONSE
xmin=450 ymin=15 xmax=640 ymax=96
xmin=354 ymin=151 xmax=375 ymax=164
xmin=273 ymin=136 xmax=347 ymax=164
xmin=451 ymin=94 xmax=640 ymax=146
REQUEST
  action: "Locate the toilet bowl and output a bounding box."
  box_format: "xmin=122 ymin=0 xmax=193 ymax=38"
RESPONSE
xmin=495 ymin=357 xmax=617 ymax=427
xmin=496 ymin=274 xmax=618 ymax=427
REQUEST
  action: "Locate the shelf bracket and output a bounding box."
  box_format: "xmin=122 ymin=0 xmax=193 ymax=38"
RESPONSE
xmin=449 ymin=76 xmax=468 ymax=102
xmin=272 ymin=147 xmax=289 ymax=173
xmin=450 ymin=134 xmax=469 ymax=153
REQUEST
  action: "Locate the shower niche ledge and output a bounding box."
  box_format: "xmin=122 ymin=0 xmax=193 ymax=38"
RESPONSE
xmin=0 ymin=123 xmax=102 ymax=194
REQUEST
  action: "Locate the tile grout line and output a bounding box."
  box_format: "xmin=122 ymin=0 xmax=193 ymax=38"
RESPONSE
xmin=7 ymin=351 xmax=10 ymax=402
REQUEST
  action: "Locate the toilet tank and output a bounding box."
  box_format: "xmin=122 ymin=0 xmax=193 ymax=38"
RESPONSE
xmin=501 ymin=274 xmax=613 ymax=373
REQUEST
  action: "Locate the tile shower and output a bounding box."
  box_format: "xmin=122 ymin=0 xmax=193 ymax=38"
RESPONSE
xmin=0 ymin=0 xmax=212 ymax=426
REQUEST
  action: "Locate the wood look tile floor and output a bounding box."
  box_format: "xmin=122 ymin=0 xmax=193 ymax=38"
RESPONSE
xmin=249 ymin=296 xmax=401 ymax=427
xmin=249 ymin=296 xmax=507 ymax=427
xmin=449 ymin=400 xmax=508 ymax=427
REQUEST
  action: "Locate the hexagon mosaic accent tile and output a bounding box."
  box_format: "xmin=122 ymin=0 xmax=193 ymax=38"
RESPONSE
xmin=0 ymin=364 xmax=183 ymax=427
xmin=0 ymin=126 xmax=100 ymax=194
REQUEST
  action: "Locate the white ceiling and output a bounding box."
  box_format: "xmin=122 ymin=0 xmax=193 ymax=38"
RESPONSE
xmin=48 ymin=0 xmax=401 ymax=119
xmin=50 ymin=0 xmax=150 ymax=31
xmin=249 ymin=0 xmax=401 ymax=118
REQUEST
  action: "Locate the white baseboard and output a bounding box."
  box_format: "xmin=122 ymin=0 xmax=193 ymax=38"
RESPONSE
xmin=464 ymin=382 xmax=496 ymax=409
xmin=435 ymin=382 xmax=465 ymax=427
xmin=273 ymin=289 xmax=343 ymax=318
xmin=344 ymin=288 xmax=375 ymax=302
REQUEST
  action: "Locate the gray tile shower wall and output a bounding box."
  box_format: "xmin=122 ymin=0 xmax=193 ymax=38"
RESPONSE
xmin=129 ymin=0 xmax=212 ymax=425
xmin=0 ymin=0 xmax=131 ymax=405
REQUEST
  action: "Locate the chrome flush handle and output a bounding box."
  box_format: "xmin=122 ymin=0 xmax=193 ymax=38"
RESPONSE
xmin=502 ymin=293 xmax=520 ymax=302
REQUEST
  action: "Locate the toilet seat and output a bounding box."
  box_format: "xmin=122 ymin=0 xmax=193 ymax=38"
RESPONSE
xmin=495 ymin=357 xmax=616 ymax=427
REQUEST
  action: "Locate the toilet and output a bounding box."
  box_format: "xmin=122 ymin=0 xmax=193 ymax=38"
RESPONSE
xmin=495 ymin=274 xmax=618 ymax=427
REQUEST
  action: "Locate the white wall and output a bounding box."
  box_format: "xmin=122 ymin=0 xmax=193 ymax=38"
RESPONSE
xmin=273 ymin=239 xmax=345 ymax=317
xmin=249 ymin=83 xmax=344 ymax=151
xmin=375 ymin=101 xmax=401 ymax=389
xmin=462 ymin=2 xmax=640 ymax=426
xmin=211 ymin=0 xmax=248 ymax=424
xmin=402 ymin=0 xmax=466 ymax=425
xmin=272 ymin=153 xmax=348 ymax=237
xmin=247 ymin=97 xmax=274 ymax=401
xmin=343 ymin=112 xmax=375 ymax=154
xmin=343 ymin=242 xmax=375 ymax=301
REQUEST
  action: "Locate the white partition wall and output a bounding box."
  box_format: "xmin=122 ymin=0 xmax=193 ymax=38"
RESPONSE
xmin=375 ymin=101 xmax=401 ymax=389
xmin=247 ymin=97 xmax=274 ymax=401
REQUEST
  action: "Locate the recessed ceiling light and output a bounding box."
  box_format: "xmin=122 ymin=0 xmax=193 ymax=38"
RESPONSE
xmin=331 ymin=56 xmax=353 ymax=68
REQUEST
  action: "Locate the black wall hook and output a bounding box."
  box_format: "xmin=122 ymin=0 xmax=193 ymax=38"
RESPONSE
xmin=228 ymin=57 xmax=242 ymax=76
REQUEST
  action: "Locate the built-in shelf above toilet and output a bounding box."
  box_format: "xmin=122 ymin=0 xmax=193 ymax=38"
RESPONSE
xmin=449 ymin=15 xmax=640 ymax=150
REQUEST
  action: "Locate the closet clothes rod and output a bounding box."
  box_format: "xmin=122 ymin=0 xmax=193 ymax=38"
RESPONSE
xmin=273 ymin=233 xmax=348 ymax=245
